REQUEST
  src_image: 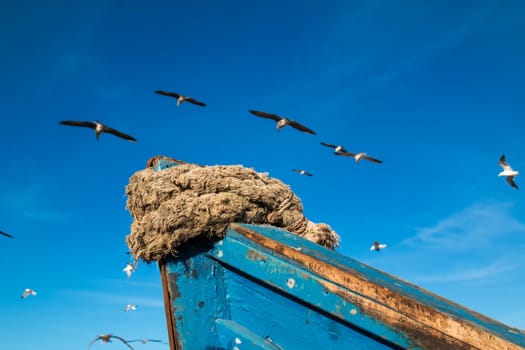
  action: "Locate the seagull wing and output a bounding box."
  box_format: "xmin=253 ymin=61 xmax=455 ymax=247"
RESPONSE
xmin=288 ymin=120 xmax=316 ymax=135
xmin=320 ymin=142 xmax=337 ymax=149
xmin=111 ymin=335 xmax=135 ymax=350
xmin=499 ymin=155 xmax=513 ymax=171
xmin=87 ymin=336 xmax=102 ymax=350
xmin=507 ymin=176 xmax=519 ymax=190
xmin=370 ymin=245 xmax=376 ymax=251
xmin=292 ymin=169 xmax=313 ymax=176
xmin=185 ymin=97 xmax=206 ymax=106
xmin=154 ymin=90 xmax=181 ymax=99
xmin=60 ymin=120 xmax=96 ymax=129
xmin=127 ymin=339 xmax=162 ymax=343
xmin=0 ymin=230 xmax=13 ymax=238
xmin=363 ymin=155 xmax=383 ymax=164
xmin=249 ymin=110 xmax=282 ymax=122
xmin=379 ymin=244 xmax=387 ymax=249
xmin=103 ymin=126 xmax=137 ymax=142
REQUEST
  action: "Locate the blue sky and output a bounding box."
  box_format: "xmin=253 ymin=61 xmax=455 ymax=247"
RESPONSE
xmin=1 ymin=1 xmax=524 ymax=348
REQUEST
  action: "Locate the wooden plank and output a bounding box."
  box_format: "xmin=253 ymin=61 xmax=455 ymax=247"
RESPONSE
xmin=164 ymin=238 xmax=402 ymax=349
xmin=160 ymin=261 xmax=179 ymax=350
xmin=215 ymin=319 xmax=287 ymax=350
xmin=164 ymin=246 xmax=230 ymax=349
xmin=209 ymin=234 xmax=411 ymax=349
xmin=229 ymin=223 xmax=525 ymax=350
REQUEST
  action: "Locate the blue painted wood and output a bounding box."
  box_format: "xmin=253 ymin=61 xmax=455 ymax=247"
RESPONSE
xmin=230 ymin=224 xmax=525 ymax=347
xmin=161 ymin=222 xmax=525 ymax=349
xmin=215 ymin=319 xmax=287 ymax=350
xmin=210 ymin=235 xmax=410 ymax=349
xmin=153 ymin=158 xmax=180 ymax=171
xmin=165 ymin=248 xmax=229 ymax=349
xmin=164 ymin=238 xmax=401 ymax=350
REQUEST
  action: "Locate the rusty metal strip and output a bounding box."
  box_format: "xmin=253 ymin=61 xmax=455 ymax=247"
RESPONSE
xmin=230 ymin=223 xmax=522 ymax=350
xmin=160 ymin=260 xmax=179 ymax=350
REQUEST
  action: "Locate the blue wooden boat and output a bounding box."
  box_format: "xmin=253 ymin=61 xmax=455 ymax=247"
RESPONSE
xmin=147 ymin=159 xmax=525 ymax=350
xmin=157 ymin=223 xmax=525 ymax=350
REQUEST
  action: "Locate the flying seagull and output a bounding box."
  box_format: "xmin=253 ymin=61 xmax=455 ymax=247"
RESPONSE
xmin=155 ymin=90 xmax=206 ymax=107
xmin=320 ymin=142 xmax=349 ymax=155
xmin=249 ymin=110 xmax=316 ymax=135
xmin=88 ymin=334 xmax=134 ymax=350
xmin=21 ymin=288 xmax=37 ymax=299
xmin=60 ymin=120 xmax=137 ymax=142
xmin=124 ymin=304 xmax=137 ymax=312
xmin=370 ymin=241 xmax=387 ymax=252
xmin=340 ymin=151 xmax=383 ymax=164
xmin=123 ymin=262 xmax=137 ymax=278
xmin=127 ymin=339 xmax=163 ymax=344
xmin=0 ymin=230 xmax=13 ymax=238
xmin=292 ymin=169 xmax=313 ymax=176
xmin=498 ymin=155 xmax=519 ymax=190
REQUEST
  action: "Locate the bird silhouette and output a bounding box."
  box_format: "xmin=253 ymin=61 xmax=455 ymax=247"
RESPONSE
xmin=370 ymin=241 xmax=387 ymax=252
xmin=60 ymin=120 xmax=137 ymax=142
xmin=21 ymin=288 xmax=37 ymax=299
xmin=88 ymin=334 xmax=134 ymax=350
xmin=320 ymin=142 xmax=349 ymax=154
xmin=127 ymin=339 xmax=163 ymax=344
xmin=249 ymin=110 xmax=316 ymax=135
xmin=292 ymin=169 xmax=313 ymax=176
xmin=340 ymin=151 xmax=382 ymax=164
xmin=123 ymin=262 xmax=137 ymax=278
xmin=0 ymin=230 xmax=13 ymax=238
xmin=124 ymin=304 xmax=137 ymax=312
xmin=498 ymin=155 xmax=519 ymax=190
xmin=155 ymin=90 xmax=206 ymax=107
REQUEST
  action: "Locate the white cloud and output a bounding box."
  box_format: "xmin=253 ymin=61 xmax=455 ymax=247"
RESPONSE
xmin=402 ymin=201 xmax=525 ymax=251
xmin=412 ymin=259 xmax=520 ymax=284
xmin=58 ymin=289 xmax=164 ymax=308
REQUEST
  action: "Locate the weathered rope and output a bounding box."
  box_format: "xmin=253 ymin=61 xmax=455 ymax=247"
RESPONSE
xmin=125 ymin=162 xmax=339 ymax=263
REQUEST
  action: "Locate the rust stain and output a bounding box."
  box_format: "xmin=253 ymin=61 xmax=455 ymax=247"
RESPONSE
xmin=231 ymin=223 xmax=522 ymax=350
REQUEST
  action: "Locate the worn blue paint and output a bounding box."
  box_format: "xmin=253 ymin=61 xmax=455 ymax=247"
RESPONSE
xmin=164 ymin=236 xmax=402 ymax=350
xmin=161 ymin=222 xmax=525 ymax=349
xmin=215 ymin=319 xmax=288 ymax=350
xmin=210 ymin=236 xmax=411 ymax=349
xmin=153 ymin=158 xmax=180 ymax=171
xmin=230 ymin=224 xmax=525 ymax=347
xmin=165 ymin=248 xmax=230 ymax=349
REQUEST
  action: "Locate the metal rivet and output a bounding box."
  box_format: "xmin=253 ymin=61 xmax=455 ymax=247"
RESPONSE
xmin=217 ymin=240 xmax=223 ymax=246
xmin=233 ymin=347 xmax=240 ymax=350
xmin=217 ymin=250 xmax=223 ymax=258
xmin=287 ymin=278 xmax=295 ymax=288
xmin=235 ymin=338 xmax=242 ymax=344
xmin=350 ymin=309 xmax=357 ymax=315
